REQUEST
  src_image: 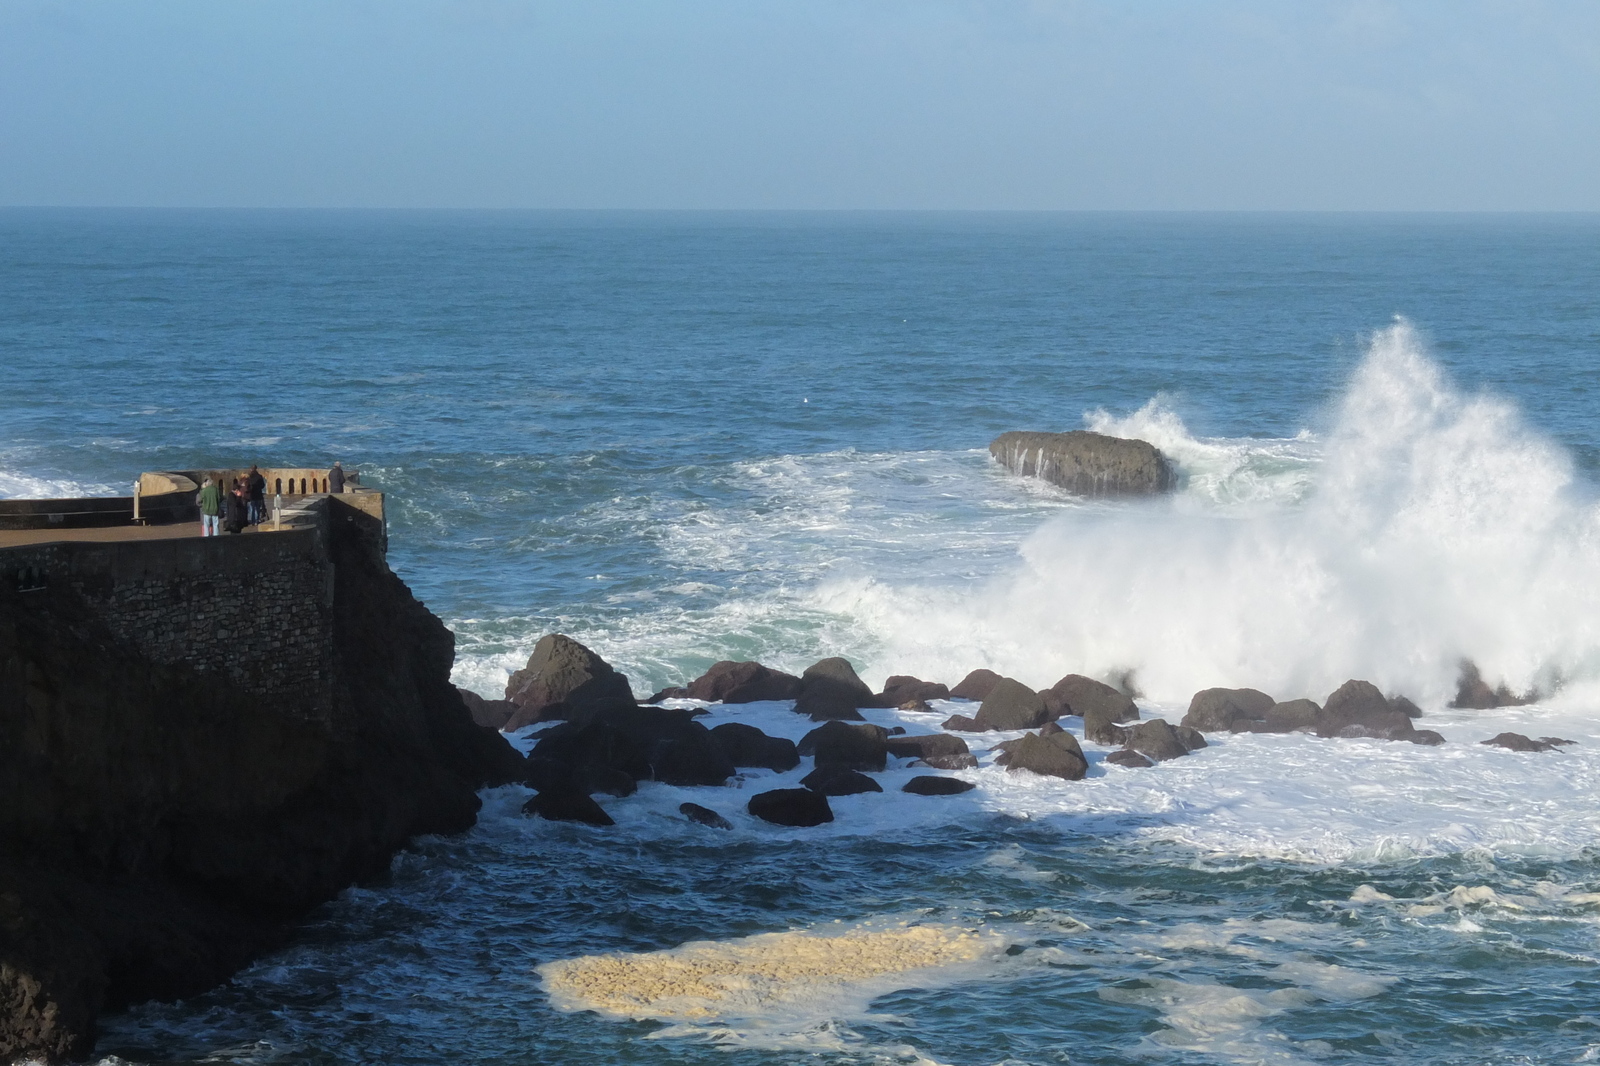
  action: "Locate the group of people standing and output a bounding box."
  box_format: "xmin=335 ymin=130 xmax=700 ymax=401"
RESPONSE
xmin=197 ymin=463 xmax=344 ymax=537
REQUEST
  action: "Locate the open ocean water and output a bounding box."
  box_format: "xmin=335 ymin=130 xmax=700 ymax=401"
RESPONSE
xmin=4 ymin=210 xmax=1600 ymax=1065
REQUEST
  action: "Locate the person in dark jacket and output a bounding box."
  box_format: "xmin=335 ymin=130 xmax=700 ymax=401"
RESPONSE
xmin=245 ymin=465 xmax=266 ymax=525
xmin=328 ymin=461 xmax=345 ymax=495
xmin=224 ymin=482 xmax=248 ymax=534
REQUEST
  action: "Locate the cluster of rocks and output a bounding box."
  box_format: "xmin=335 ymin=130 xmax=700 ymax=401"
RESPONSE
xmin=468 ymin=636 xmax=1580 ymax=832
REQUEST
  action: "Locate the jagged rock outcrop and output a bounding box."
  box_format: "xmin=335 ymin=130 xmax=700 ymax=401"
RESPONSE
xmin=0 ymin=521 xmax=522 ymax=1063
xmin=503 ymin=633 xmax=635 ymax=728
xmin=1450 ymin=661 xmax=1534 ymax=709
xmin=989 ymin=430 xmax=1177 ymax=497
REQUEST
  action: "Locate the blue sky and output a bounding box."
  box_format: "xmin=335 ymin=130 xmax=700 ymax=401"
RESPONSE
xmin=2 ymin=0 xmax=1597 ymax=209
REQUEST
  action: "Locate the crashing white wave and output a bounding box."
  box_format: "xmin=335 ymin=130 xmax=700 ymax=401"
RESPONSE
xmin=853 ymin=320 xmax=1600 ymax=707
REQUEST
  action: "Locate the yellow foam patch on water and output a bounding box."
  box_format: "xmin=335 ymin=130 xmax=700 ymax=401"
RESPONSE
xmin=539 ymin=922 xmax=997 ymax=1021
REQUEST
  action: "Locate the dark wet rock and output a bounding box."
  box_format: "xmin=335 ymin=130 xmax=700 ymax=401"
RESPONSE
xmin=973 ymin=677 xmax=1052 ymax=731
xmin=797 ymin=721 xmax=889 ymax=772
xmin=530 ymin=719 xmax=652 ymax=784
xmin=1174 ymin=725 xmax=1208 ymax=751
xmin=1046 ymin=674 xmax=1139 ymax=725
xmin=532 ymin=705 xmax=733 ymax=786
xmin=1317 ymin=680 xmax=1416 ymax=740
xmin=524 ymin=754 xmax=569 ymax=792
xmin=679 ymin=802 xmax=733 ymax=830
xmin=643 ymin=686 xmax=688 ymax=703
xmin=888 ymin=726 xmax=906 ymax=735
xmin=522 ymin=790 xmax=614 ymax=826
xmin=709 ymin=722 xmax=800 ymax=772
xmin=897 ymin=699 xmax=932 ymax=711
xmin=878 ymin=675 xmax=950 ymax=706
xmin=886 ymin=732 xmax=971 ymax=762
xmin=940 ymin=714 xmax=982 ymax=732
xmin=1481 ymin=732 xmax=1573 ymax=752
xmin=1261 ymin=699 xmax=1319 ymax=734
xmin=902 ymin=775 xmax=976 ymax=795
xmin=747 ymin=788 xmax=833 ymax=827
xmin=1082 ymin=712 xmax=1132 ymax=746
xmin=458 ymin=686 xmax=517 ymax=730
xmin=1105 ymin=749 xmax=1153 ymax=768
xmin=1450 ymin=661 xmax=1534 ymax=710
xmin=1390 ymin=696 xmax=1423 ymax=719
xmin=1409 ymin=729 xmax=1446 ymax=746
xmin=686 ymin=660 xmax=802 ymax=704
xmin=949 ymin=668 xmax=1003 ymax=701
xmin=1125 ymin=719 xmax=1190 ymax=761
xmin=990 ymin=430 xmax=1178 ymax=497
xmin=793 ymin=657 xmax=874 ymax=721
xmin=575 ymin=764 xmax=638 ymax=798
xmin=504 ymin=633 xmax=635 ymax=728
xmin=650 ymin=721 xmax=737 ymax=787
xmin=995 ymin=730 xmax=1088 ymax=781
xmin=1181 ymin=687 xmax=1275 ymax=732
xmin=918 ymin=752 xmax=980 ymax=770
xmin=801 ymin=765 xmax=883 ymax=796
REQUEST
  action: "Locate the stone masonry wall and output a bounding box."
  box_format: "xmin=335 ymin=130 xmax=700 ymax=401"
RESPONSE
xmin=0 ymin=529 xmax=335 ymax=723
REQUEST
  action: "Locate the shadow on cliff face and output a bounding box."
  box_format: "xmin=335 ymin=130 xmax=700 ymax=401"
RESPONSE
xmin=0 ymin=517 xmax=524 ymax=1063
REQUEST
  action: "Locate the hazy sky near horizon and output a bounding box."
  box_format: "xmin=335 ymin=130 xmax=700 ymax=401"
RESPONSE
xmin=2 ymin=1 xmax=1598 ymax=211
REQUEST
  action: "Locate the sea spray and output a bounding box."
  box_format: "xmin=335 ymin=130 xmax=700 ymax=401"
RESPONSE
xmin=851 ymin=321 xmax=1600 ymax=706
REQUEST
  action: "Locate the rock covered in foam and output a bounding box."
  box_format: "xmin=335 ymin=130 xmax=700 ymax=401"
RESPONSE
xmin=989 ymin=429 xmax=1177 ymax=497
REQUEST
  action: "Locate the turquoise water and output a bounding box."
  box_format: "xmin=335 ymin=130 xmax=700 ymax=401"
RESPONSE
xmin=4 ymin=211 xmax=1600 ymax=1064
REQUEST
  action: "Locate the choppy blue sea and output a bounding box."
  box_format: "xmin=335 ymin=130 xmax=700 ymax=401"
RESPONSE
xmin=4 ymin=210 xmax=1600 ymax=1065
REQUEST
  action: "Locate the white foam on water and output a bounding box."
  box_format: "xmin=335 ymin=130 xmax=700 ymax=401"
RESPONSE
xmin=0 ymin=464 xmax=118 ymax=500
xmin=538 ymin=916 xmax=1010 ymax=1050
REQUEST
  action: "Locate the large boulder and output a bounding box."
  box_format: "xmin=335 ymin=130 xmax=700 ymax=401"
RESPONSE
xmin=800 ymin=765 xmax=883 ymax=796
xmin=1046 ymin=674 xmax=1139 ymax=724
xmin=1450 ymin=661 xmax=1533 ymax=710
xmin=1124 ymin=719 xmax=1189 ymax=762
xmin=995 ymin=730 xmax=1088 ymax=781
xmin=949 ymin=669 xmax=1003 ymax=701
xmin=793 ymin=657 xmax=875 ymax=721
xmin=877 ymin=675 xmax=950 ymax=705
xmin=748 ymin=788 xmax=833 ymax=827
xmin=902 ymin=776 xmax=975 ymax=796
xmin=797 ymin=721 xmax=889 ymax=772
xmin=885 ymin=733 xmax=976 ymax=770
xmin=685 ymin=660 xmax=802 ymax=704
xmin=522 ymin=790 xmax=614 ymax=826
xmin=504 ymin=634 xmax=635 ymax=728
xmin=989 ymin=430 xmax=1177 ymax=497
xmin=709 ymin=722 xmax=800 ymax=771
xmin=457 ymin=686 xmax=517 ymax=730
xmin=973 ymin=677 xmax=1052 ymax=731
xmin=1261 ymin=699 xmax=1319 ymax=734
xmin=1315 ymin=680 xmax=1416 ymax=741
xmin=1181 ymin=687 xmax=1275 ymax=732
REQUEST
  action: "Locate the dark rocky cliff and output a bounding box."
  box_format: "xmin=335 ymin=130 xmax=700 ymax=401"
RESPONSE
xmin=989 ymin=430 xmax=1177 ymax=496
xmin=0 ymin=519 xmax=522 ymax=1063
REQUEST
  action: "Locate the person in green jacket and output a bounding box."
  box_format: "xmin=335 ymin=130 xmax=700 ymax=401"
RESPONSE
xmin=196 ymin=477 xmax=222 ymax=537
